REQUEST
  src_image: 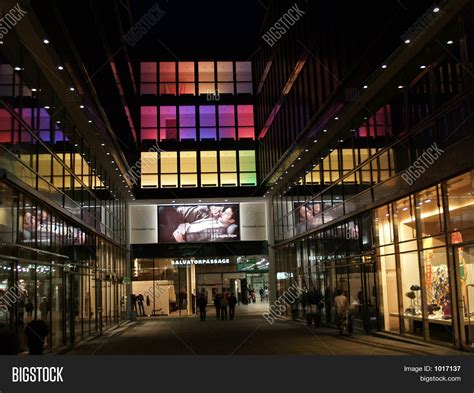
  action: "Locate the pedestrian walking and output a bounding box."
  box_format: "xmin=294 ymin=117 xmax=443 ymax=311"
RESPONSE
xmin=220 ymin=292 xmax=228 ymax=320
xmin=335 ymin=289 xmax=352 ymax=335
xmin=137 ymin=294 xmax=145 ymax=316
xmin=197 ymin=293 xmax=207 ymax=321
xmin=214 ymin=294 xmax=221 ymax=320
xmin=228 ymin=293 xmax=237 ymax=320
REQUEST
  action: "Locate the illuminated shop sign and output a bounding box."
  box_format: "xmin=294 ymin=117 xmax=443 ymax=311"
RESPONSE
xmin=171 ymin=258 xmax=230 ymax=265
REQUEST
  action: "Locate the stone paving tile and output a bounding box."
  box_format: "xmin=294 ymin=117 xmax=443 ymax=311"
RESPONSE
xmin=65 ymin=305 xmax=470 ymax=356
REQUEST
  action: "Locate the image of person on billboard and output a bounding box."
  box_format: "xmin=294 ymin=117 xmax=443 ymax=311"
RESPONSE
xmin=158 ymin=204 xmax=239 ymax=243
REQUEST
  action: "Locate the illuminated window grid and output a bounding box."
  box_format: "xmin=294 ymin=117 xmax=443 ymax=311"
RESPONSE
xmin=219 ymin=150 xmax=237 ymax=187
xmin=178 ymin=62 xmax=195 ymax=96
xmin=238 ymin=150 xmax=256 ymax=186
xmin=200 ymin=150 xmax=218 ymax=187
xmin=140 ymin=62 xmax=157 ymax=95
xmin=141 ymin=151 xmax=159 ymax=188
xmin=217 ymin=61 xmax=234 ymax=95
xmin=141 ymin=106 xmax=157 ymax=141
xmin=159 ymin=62 xmax=176 ymax=96
xmin=179 ymin=151 xmax=197 ymax=187
xmin=159 ymin=151 xmax=178 ymax=188
xmin=235 ymin=61 xmax=252 ymax=94
xmin=198 ymin=61 xmax=216 ymax=96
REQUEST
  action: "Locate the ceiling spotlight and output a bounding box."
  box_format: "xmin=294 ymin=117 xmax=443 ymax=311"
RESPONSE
xmin=88 ymin=120 xmax=92 ymax=123
xmin=304 ymin=149 xmax=309 ymax=152
xmin=297 ymin=157 xmax=301 ymax=160
xmin=198 ymin=199 xmax=202 ymax=202
xmin=14 ymin=66 xmax=21 ymax=71
xmin=80 ymin=105 xmax=84 ymax=108
xmin=334 ymin=117 xmax=339 ymax=120
xmin=420 ymin=65 xmax=427 ymax=69
xmin=398 ymin=85 xmax=404 ymax=89
xmin=74 ymin=143 xmax=78 ymax=147
xmin=404 ymin=39 xmax=411 ymax=44
xmin=106 ymin=152 xmax=110 ymax=155
xmin=446 ymin=40 xmax=454 ymax=45
xmin=433 ymin=7 xmax=440 ymax=12
xmin=313 ymin=139 xmax=318 ymax=143
xmin=338 ymin=139 xmax=344 ymax=143
xmin=57 ymin=66 xmax=64 ymax=70
xmin=323 ymin=129 xmax=327 ymax=133
xmin=31 ymin=88 xmax=37 ymax=92
xmin=101 ymin=143 xmax=105 ymax=146
xmin=44 ymin=106 xmax=50 ymax=109
xmin=56 ymin=120 xmax=61 ymax=124
xmin=402 ymin=207 xmax=408 ymax=211
xmin=43 ymin=39 xmax=50 ymax=44
xmin=111 ymin=160 xmax=115 ymax=163
xmin=363 ymin=85 xmax=368 ymax=89
xmin=291 ymin=164 xmax=294 ymax=167
xmin=69 ymin=87 xmax=75 ymax=91
xmin=382 ymin=64 xmax=387 ymax=69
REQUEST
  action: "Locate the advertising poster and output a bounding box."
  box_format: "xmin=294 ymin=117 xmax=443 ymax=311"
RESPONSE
xmin=158 ymin=204 xmax=240 ymax=243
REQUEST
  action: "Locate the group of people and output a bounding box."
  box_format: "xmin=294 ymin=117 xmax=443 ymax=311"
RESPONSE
xmin=196 ymin=292 xmax=238 ymax=322
xmin=131 ymin=293 xmax=150 ymax=316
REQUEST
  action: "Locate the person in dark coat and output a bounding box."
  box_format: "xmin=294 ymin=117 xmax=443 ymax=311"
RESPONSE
xmin=228 ymin=293 xmax=237 ymax=320
xmin=131 ymin=294 xmax=137 ymax=312
xmin=25 ymin=320 xmax=49 ymax=355
xmin=197 ymin=294 xmax=207 ymax=321
xmin=137 ymin=294 xmax=145 ymax=316
xmin=0 ymin=326 xmax=19 ymax=354
xmin=220 ymin=293 xmax=228 ymax=320
xmin=213 ymin=294 xmax=221 ymax=320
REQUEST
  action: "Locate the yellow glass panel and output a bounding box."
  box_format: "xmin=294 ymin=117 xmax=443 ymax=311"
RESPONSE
xmin=53 ymin=176 xmax=63 ymax=188
xmin=220 ymin=172 xmax=237 ymax=186
xmin=180 ymin=151 xmax=197 ymax=173
xmin=329 ymin=150 xmax=339 ymax=170
xmin=38 ymin=154 xmax=51 ymax=176
xmin=239 ymin=150 xmax=256 ymax=172
xmin=160 ymin=174 xmax=178 ymax=188
xmin=219 ymin=151 xmax=236 ymax=172
xmin=73 ymin=153 xmax=83 ymax=176
xmin=141 ymin=152 xmax=158 ymax=174
xmin=201 ymin=151 xmax=217 ymax=172
xmin=342 ymin=149 xmax=354 ymax=170
xmin=359 ymin=148 xmax=370 ymax=163
xmin=201 ymin=173 xmax=218 ymax=187
xmin=160 ymin=152 xmax=177 ymax=173
xmin=63 ymin=175 xmax=71 ymax=189
xmin=180 ymin=173 xmax=197 ymax=187
xmin=141 ymin=174 xmax=158 ymax=188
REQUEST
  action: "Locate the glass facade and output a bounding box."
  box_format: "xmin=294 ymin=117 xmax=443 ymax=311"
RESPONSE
xmin=0 ymin=30 xmax=128 ymax=351
xmin=266 ymin=6 xmax=474 ymax=350
xmin=139 ymin=60 xmax=257 ymax=192
xmin=140 ymin=61 xmax=253 ymax=97
xmin=132 ymin=256 xmax=268 ymax=314
xmin=275 ymin=171 xmax=474 ymax=347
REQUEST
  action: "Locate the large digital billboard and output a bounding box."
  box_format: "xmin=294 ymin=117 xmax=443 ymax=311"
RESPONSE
xmin=158 ymin=204 xmax=240 ymax=243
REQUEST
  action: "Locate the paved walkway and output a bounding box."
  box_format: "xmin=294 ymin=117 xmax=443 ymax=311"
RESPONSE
xmin=66 ymin=303 xmax=469 ymax=356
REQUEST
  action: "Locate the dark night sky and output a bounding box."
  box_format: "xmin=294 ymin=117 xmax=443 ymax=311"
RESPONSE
xmin=129 ymin=0 xmax=268 ymax=59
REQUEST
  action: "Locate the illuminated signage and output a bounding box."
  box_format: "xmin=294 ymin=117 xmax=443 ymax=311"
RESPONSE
xmin=171 ymin=258 xmax=230 ymax=266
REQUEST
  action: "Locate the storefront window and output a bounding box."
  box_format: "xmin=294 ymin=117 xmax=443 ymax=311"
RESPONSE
xmin=447 ymin=171 xmax=474 ymax=243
